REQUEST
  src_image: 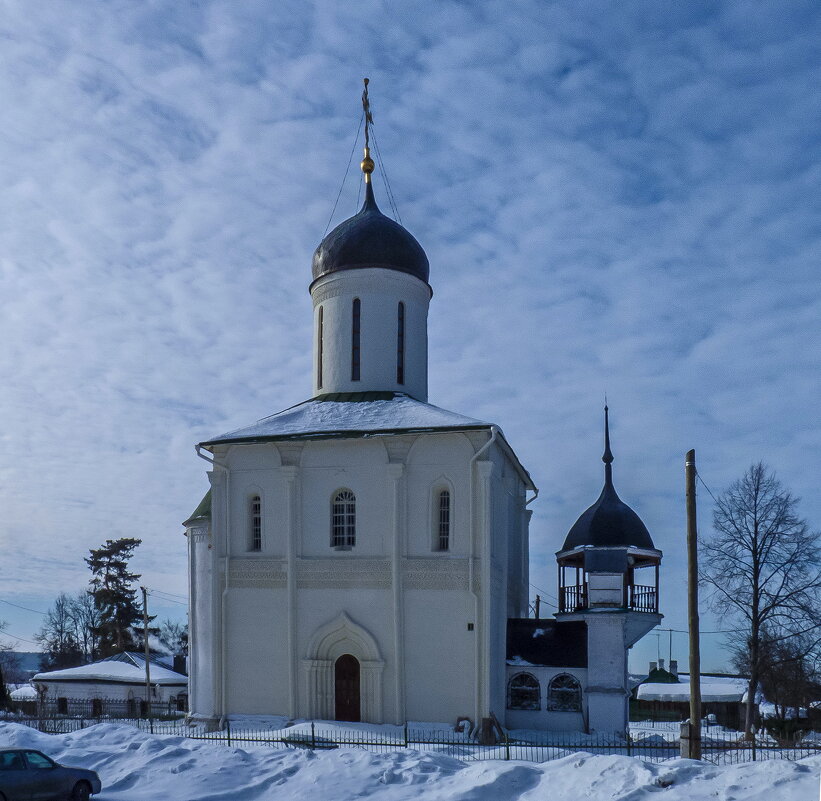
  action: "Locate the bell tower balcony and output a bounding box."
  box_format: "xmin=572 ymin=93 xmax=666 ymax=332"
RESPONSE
xmin=557 ymin=546 xmax=661 ymax=614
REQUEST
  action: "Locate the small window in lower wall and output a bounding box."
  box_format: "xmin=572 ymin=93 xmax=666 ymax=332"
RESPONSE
xmin=547 ymin=673 xmax=582 ymax=712
xmin=57 ymin=697 xmax=68 ymax=714
xmin=507 ymin=672 xmax=541 ymax=710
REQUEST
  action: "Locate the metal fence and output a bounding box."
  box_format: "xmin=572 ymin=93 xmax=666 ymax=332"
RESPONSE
xmin=4 ymin=704 xmax=821 ymax=765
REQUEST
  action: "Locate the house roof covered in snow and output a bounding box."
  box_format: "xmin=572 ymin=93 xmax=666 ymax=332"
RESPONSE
xmin=506 ymin=619 xmax=587 ymax=668
xmin=637 ymin=675 xmax=749 ymax=703
xmin=9 ymin=684 xmax=37 ymax=700
xmin=33 ymin=652 xmax=187 ymax=687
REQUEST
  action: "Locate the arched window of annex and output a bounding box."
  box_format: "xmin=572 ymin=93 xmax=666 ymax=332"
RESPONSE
xmin=547 ymin=673 xmax=582 ymax=712
xmin=331 ymin=489 xmax=356 ymax=549
xmin=431 ymin=480 xmax=453 ymax=552
xmin=507 ymin=672 xmax=540 ymax=710
xmin=248 ymin=493 xmax=262 ymax=552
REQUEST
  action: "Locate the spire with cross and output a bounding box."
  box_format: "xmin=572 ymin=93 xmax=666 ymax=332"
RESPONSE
xmin=360 ymin=77 xmax=375 ymax=183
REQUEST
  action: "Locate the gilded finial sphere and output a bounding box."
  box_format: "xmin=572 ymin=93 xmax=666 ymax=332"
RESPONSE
xmin=361 ymin=146 xmax=375 ymax=177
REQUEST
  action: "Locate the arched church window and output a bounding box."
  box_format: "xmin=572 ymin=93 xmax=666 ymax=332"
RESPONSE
xmin=351 ymin=299 xmax=361 ymax=381
xmin=331 ymin=489 xmax=356 ymax=548
xmin=317 ymin=305 xmax=324 ymax=390
xmin=397 ymin=302 xmax=405 ymax=385
xmin=507 ymin=672 xmax=540 ymax=710
xmin=547 ymin=673 xmax=582 ymax=712
xmin=436 ymin=489 xmax=450 ymax=551
xmin=249 ymin=495 xmax=262 ymax=551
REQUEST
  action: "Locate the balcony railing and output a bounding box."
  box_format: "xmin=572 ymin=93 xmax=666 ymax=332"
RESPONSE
xmin=559 ymin=584 xmax=587 ymax=612
xmin=559 ymin=582 xmax=658 ymax=613
xmin=628 ymin=584 xmax=658 ymax=613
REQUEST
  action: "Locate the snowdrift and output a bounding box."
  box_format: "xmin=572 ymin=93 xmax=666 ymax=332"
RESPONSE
xmin=0 ymin=721 xmax=818 ymax=801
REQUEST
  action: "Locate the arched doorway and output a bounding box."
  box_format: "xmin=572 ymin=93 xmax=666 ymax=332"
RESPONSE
xmin=334 ymin=654 xmax=360 ymax=722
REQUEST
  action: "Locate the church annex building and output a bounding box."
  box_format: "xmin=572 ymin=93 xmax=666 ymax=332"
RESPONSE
xmin=184 ymin=98 xmax=663 ymax=734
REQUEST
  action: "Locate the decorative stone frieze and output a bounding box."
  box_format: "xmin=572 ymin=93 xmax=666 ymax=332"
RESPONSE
xmin=403 ymin=557 xmax=470 ymax=590
xmin=228 ymin=558 xmax=287 ymax=588
xmin=297 ymin=558 xmax=392 ymax=589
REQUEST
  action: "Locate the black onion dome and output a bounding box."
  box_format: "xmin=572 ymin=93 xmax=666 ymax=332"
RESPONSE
xmin=562 ymin=406 xmax=655 ymax=551
xmin=311 ymin=181 xmax=430 ymax=286
xmin=562 ymin=480 xmax=655 ymax=550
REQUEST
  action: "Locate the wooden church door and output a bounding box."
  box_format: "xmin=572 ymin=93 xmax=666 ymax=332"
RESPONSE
xmin=334 ymin=654 xmax=361 ymax=722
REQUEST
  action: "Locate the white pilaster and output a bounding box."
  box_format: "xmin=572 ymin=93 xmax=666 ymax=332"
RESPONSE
xmin=387 ymin=462 xmax=405 ymax=724
xmin=475 ymin=459 xmax=494 ymax=723
xmin=282 ymin=464 xmax=300 ymax=719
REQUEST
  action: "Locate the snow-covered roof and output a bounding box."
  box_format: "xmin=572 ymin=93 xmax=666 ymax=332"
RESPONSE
xmin=201 ymin=392 xmax=491 ymax=446
xmin=200 ymin=393 xmax=536 ymax=491
xmin=9 ymin=684 xmax=37 ymax=700
xmin=637 ymin=676 xmax=749 ymax=703
xmin=33 ymin=652 xmax=186 ymax=686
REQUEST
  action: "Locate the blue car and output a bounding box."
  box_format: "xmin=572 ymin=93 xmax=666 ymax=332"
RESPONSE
xmin=0 ymin=749 xmax=101 ymax=801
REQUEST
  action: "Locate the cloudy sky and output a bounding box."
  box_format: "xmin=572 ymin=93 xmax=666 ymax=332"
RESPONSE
xmin=0 ymin=1 xmax=818 ymax=673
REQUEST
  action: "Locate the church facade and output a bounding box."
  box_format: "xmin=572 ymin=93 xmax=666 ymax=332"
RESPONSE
xmin=185 ymin=116 xmax=662 ymax=733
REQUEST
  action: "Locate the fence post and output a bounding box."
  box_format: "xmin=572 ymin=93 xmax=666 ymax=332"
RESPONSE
xmin=149 ymin=711 xmax=154 ymax=735
xmin=504 ymin=730 xmax=510 ymax=761
xmin=226 ymin=718 xmax=232 ymax=747
xmin=311 ymin=722 xmax=316 ymax=750
xmin=751 ymin=728 xmax=756 ymax=761
xmin=626 ymin=729 xmax=631 ymax=757
xmin=404 ymin=723 xmax=408 ymax=748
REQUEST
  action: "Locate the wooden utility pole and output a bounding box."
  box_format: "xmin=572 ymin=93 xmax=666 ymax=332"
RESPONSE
xmin=683 ymin=449 xmax=702 ymax=759
xmin=534 ymin=594 xmax=541 ymax=619
xmin=141 ymin=586 xmax=152 ymax=717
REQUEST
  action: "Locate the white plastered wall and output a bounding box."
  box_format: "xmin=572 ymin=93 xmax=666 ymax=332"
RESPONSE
xmin=189 ymin=430 xmax=532 ymax=727
xmin=310 ymin=268 xmax=430 ymax=400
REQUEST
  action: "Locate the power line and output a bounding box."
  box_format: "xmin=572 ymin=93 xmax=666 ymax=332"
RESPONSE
xmin=152 ymin=589 xmax=186 ymax=600
xmin=144 ymin=588 xmax=187 ymax=606
xmin=695 ymin=470 xmax=719 ymax=504
xmin=2 ymin=630 xmax=40 ymax=646
xmin=655 ymin=626 xmax=743 ymax=635
xmin=528 ymin=583 xmax=558 ymax=607
xmin=0 ymin=598 xmax=48 ymax=616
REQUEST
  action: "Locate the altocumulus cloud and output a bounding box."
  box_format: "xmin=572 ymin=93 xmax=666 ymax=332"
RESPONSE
xmin=0 ymin=0 xmax=819 ymax=669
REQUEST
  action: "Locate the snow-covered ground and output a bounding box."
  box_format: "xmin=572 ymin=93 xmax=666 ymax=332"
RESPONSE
xmin=1 ymin=721 xmax=819 ymax=800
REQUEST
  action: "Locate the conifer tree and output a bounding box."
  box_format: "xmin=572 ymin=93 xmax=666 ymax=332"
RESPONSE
xmin=85 ymin=538 xmax=145 ymax=657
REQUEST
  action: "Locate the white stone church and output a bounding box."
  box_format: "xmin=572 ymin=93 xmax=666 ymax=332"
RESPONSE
xmin=184 ymin=126 xmax=663 ymax=734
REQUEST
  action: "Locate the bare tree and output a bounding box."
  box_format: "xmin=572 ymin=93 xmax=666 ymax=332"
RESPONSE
xmin=733 ymin=631 xmax=820 ymax=723
xmin=36 ymin=593 xmax=83 ymax=670
xmin=0 ymin=621 xmax=13 ymax=708
xmin=68 ymin=591 xmax=101 ymax=662
xmin=701 ymin=463 xmax=821 ymax=736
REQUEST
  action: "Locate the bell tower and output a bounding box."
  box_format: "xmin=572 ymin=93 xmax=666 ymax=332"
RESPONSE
xmin=556 ymin=407 xmax=663 ymax=731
